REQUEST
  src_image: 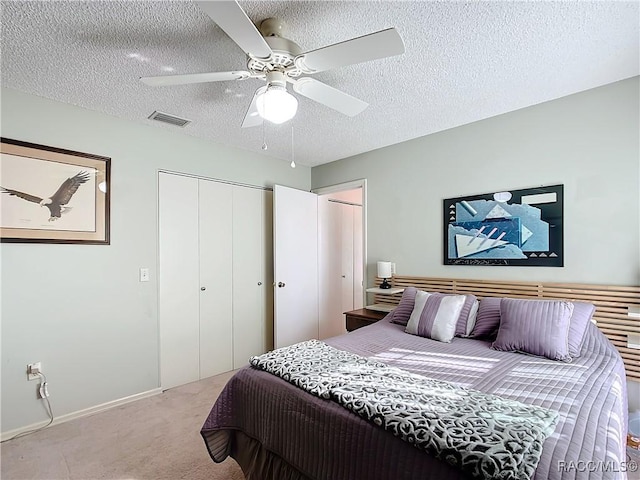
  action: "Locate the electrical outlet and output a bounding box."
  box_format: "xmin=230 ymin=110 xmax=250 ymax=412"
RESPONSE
xmin=139 ymin=267 xmax=150 ymax=282
xmin=27 ymin=362 xmax=41 ymax=381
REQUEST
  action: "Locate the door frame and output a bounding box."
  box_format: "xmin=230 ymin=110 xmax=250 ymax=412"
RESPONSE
xmin=312 ymin=179 xmax=367 ymax=309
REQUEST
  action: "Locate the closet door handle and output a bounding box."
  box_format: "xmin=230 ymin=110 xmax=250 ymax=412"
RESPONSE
xmin=278 ymin=282 xmax=286 ymax=288
xmin=200 ymin=287 xmax=206 ymax=291
xmin=258 ymin=282 xmax=263 ymax=286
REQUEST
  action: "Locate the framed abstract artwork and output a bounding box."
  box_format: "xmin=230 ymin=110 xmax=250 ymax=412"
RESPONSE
xmin=444 ymin=184 xmax=563 ymax=266
xmin=0 ymin=138 xmax=110 ymax=244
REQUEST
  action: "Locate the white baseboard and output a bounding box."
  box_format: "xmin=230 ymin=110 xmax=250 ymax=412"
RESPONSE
xmin=1 ymin=387 xmax=162 ymax=442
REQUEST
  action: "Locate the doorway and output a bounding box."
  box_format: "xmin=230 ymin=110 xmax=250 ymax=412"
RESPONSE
xmin=314 ymin=180 xmax=366 ymax=338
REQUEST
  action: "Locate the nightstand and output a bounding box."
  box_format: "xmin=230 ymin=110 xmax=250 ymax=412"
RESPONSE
xmin=345 ymin=308 xmax=388 ymax=332
xmin=364 ymin=286 xmax=404 ymax=313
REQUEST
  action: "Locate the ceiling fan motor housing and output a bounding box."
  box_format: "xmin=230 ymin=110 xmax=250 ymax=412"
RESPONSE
xmin=140 ymin=2 xmax=405 ymax=127
xmin=264 ymin=71 xmax=287 ymax=88
xmin=247 ymin=31 xmax=303 ymax=77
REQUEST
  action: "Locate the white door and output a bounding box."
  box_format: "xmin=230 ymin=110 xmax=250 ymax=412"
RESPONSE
xmin=232 ymin=186 xmax=269 ymax=368
xmin=341 ymin=203 xmax=355 ymax=314
xmin=199 ymin=179 xmax=234 ymax=378
xmin=273 ymin=185 xmax=319 ymax=348
xmin=318 ymin=198 xmax=343 ymax=339
xmin=353 ymin=204 xmax=364 ymax=309
xmin=317 ymin=200 xmax=364 ymax=338
xmin=160 ymin=174 xmax=236 ymax=388
xmin=159 ymin=173 xmax=200 ymax=389
xmin=262 ymin=190 xmax=274 ymax=352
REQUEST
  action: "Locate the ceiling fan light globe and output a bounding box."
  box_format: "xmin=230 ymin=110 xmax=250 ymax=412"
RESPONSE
xmin=256 ymin=86 xmax=298 ymax=124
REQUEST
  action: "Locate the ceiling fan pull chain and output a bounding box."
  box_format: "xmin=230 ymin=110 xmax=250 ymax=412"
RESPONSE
xmin=290 ymin=126 xmax=296 ymax=168
xmin=261 ymin=121 xmax=268 ymax=150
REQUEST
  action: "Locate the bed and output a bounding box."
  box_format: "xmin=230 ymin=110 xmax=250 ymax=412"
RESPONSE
xmin=201 ymin=277 xmax=638 ymax=480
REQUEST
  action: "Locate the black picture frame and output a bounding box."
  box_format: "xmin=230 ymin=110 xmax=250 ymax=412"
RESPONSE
xmin=443 ymin=184 xmax=563 ymax=266
xmin=0 ymin=138 xmax=110 ymax=244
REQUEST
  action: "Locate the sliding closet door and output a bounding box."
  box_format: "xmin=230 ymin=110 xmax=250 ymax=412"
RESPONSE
xmin=232 ymin=186 xmax=269 ymax=368
xmin=159 ymin=173 xmax=200 ymax=389
xmin=160 ymin=174 xmax=275 ymax=387
xmin=199 ymin=179 xmax=233 ymax=378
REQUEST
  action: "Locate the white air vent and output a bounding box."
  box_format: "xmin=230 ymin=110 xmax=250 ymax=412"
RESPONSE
xmin=148 ymin=111 xmax=191 ymax=127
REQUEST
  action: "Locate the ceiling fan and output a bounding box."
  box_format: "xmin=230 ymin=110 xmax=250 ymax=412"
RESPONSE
xmin=140 ymin=1 xmax=405 ymax=127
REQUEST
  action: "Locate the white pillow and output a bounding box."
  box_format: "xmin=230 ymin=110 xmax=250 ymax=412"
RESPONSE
xmin=405 ymin=291 xmax=466 ymax=343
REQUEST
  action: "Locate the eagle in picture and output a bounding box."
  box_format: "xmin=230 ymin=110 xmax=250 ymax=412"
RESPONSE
xmin=1 ymin=171 xmax=91 ymax=221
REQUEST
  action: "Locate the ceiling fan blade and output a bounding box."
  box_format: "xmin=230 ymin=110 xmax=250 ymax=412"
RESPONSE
xmin=195 ymin=1 xmax=272 ymax=60
xmin=140 ymin=71 xmax=250 ymax=87
xmin=241 ymin=86 xmax=267 ymax=128
xmin=291 ymin=78 xmax=368 ymax=117
xmin=295 ymin=28 xmax=404 ymax=74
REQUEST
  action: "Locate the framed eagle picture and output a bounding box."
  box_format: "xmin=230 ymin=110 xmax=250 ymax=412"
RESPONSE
xmin=0 ymin=138 xmax=110 ymax=244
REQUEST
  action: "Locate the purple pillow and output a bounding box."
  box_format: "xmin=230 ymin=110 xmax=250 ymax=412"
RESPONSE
xmin=390 ymin=287 xmax=417 ymax=326
xmin=567 ymin=302 xmax=596 ymax=358
xmin=470 ymin=297 xmax=502 ymax=338
xmin=454 ymin=294 xmax=478 ymax=337
xmin=492 ymin=298 xmax=574 ymax=362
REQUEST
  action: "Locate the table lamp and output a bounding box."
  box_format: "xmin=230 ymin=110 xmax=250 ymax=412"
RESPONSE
xmin=377 ymin=261 xmax=393 ymax=289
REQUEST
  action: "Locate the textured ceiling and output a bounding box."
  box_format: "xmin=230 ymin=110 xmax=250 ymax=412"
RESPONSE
xmin=1 ymin=1 xmax=638 ymax=167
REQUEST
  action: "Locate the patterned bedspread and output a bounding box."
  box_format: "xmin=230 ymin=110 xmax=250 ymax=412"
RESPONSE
xmin=202 ymin=318 xmax=629 ymax=480
xmin=250 ymin=340 xmax=559 ymax=480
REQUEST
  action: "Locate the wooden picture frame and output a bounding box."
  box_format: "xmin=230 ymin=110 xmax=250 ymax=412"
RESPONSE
xmin=0 ymin=138 xmax=110 ymax=244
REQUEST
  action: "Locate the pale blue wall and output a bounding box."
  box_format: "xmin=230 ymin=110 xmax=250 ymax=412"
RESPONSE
xmin=312 ymin=77 xmax=640 ymax=286
xmin=311 ymin=76 xmax=640 ymax=410
xmin=3 ymin=77 xmax=638 ymax=433
xmin=0 ymin=87 xmax=311 ymax=433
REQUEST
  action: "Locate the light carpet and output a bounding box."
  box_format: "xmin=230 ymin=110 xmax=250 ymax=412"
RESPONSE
xmin=1 ymin=370 xmax=244 ymax=480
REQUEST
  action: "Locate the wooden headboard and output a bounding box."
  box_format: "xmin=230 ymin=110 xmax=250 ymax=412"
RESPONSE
xmin=373 ymin=275 xmax=640 ymax=381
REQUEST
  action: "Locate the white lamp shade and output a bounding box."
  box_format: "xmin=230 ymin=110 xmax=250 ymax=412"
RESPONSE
xmin=256 ymin=86 xmax=298 ymax=124
xmin=377 ymin=261 xmax=392 ymax=279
